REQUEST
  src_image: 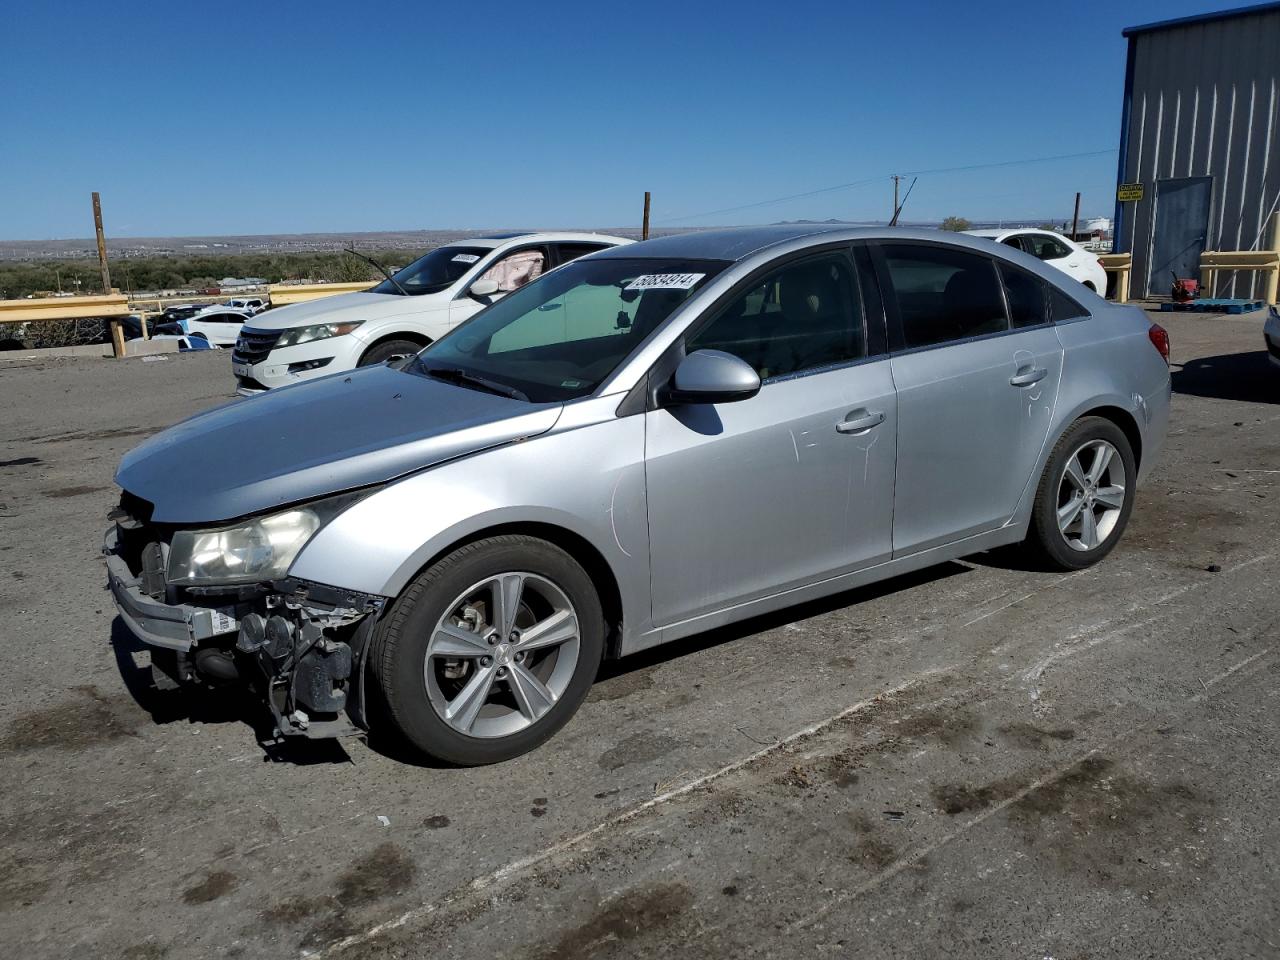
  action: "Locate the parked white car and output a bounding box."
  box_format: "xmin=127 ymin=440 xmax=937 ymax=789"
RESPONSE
xmin=226 ymin=297 xmax=267 ymax=315
xmin=966 ymin=229 xmax=1108 ymax=294
xmin=231 ymin=232 xmax=630 ymax=394
xmin=158 ymin=307 xmax=252 ymax=347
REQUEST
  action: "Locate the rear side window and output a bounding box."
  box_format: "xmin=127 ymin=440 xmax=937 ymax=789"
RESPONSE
xmin=688 ymin=253 xmax=864 ymax=380
xmin=556 ymin=242 xmax=611 ymax=264
xmin=1024 ymin=234 xmax=1072 ymax=260
xmin=879 ymin=244 xmax=1008 ymax=349
xmin=1049 ymin=284 xmax=1089 ymax=322
xmin=998 ymin=263 xmax=1048 ymax=328
xmin=1002 ymin=236 xmax=1026 ymax=253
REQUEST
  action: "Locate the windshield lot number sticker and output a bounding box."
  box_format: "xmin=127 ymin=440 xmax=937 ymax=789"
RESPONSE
xmin=451 ymin=254 xmax=480 ymax=264
xmin=625 ymin=273 xmax=705 ymax=291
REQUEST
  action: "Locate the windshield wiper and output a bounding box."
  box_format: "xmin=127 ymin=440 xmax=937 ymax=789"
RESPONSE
xmin=418 ymin=364 xmax=529 ymax=402
xmin=345 ymin=242 xmax=410 ymax=296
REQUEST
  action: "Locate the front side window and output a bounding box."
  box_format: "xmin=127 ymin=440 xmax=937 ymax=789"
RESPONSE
xmin=998 ymin=263 xmax=1048 ymax=329
xmin=880 ymin=244 xmax=1008 ymax=349
xmin=1024 ymin=234 xmax=1071 ymax=261
xmin=687 ymin=254 xmax=864 ymax=380
xmin=373 ymin=245 xmax=492 ymax=296
xmin=412 ymin=257 xmax=726 ymax=402
xmin=477 ymin=248 xmax=546 ymax=292
xmin=1002 ymin=235 xmax=1026 ymax=252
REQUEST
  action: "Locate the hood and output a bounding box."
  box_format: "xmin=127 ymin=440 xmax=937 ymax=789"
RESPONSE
xmin=248 ymin=291 xmax=444 ymax=331
xmin=117 ymin=365 xmax=562 ymax=524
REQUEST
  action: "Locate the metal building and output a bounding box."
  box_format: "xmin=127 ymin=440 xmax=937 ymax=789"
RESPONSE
xmin=1114 ymin=2 xmax=1280 ymax=298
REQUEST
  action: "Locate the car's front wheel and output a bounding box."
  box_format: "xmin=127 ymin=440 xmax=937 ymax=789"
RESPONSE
xmin=1027 ymin=416 xmax=1136 ymax=570
xmin=371 ymin=535 xmax=604 ymax=765
xmin=359 ymin=339 xmax=424 ymax=366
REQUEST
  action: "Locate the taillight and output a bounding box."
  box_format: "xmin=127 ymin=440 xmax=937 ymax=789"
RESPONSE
xmin=1148 ymin=322 xmax=1170 ymax=363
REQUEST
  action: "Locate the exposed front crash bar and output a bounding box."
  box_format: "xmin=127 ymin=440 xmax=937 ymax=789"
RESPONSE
xmin=104 ymin=526 xmax=385 ymax=740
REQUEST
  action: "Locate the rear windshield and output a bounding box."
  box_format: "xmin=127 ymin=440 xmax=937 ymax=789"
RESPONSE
xmin=409 ymin=257 xmax=728 ymax=402
xmin=372 ymin=245 xmax=491 ymax=296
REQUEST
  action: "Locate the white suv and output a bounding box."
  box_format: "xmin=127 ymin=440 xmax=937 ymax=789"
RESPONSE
xmin=232 ymin=232 xmax=630 ymax=394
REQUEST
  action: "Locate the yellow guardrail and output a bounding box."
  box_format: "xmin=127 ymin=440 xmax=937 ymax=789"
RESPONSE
xmin=1200 ymin=250 xmax=1279 ymax=305
xmin=0 ymin=293 xmax=131 ymax=323
xmin=266 ymin=281 xmax=375 ymax=306
xmin=1098 ymin=253 xmax=1131 ymax=303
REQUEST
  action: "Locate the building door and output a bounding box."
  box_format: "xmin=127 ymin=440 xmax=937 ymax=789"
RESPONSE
xmin=1146 ymin=177 xmax=1212 ymax=296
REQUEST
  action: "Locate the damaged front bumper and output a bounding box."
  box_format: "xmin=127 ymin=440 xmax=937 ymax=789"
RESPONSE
xmin=104 ymin=526 xmax=385 ymax=740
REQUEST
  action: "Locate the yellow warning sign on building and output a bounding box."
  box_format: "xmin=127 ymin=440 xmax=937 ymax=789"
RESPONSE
xmin=1117 ymin=182 xmax=1144 ymax=202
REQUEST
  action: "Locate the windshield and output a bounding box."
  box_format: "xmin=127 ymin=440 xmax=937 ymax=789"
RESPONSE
xmin=409 ymin=257 xmax=728 ymax=402
xmin=372 ymin=245 xmax=492 ymax=296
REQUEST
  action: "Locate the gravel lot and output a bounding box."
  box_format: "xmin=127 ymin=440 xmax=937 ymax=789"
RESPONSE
xmin=0 ymin=310 xmax=1277 ymax=959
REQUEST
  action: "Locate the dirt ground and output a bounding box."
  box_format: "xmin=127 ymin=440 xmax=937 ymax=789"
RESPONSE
xmin=0 ymin=309 xmax=1277 ymax=959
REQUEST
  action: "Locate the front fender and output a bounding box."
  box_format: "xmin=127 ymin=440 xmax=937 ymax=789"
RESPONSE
xmin=288 ymin=412 xmax=652 ymax=636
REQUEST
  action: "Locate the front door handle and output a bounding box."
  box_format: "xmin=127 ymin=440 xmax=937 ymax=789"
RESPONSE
xmin=1010 ymin=367 xmax=1048 ymax=387
xmin=836 ymin=410 xmax=885 ymax=434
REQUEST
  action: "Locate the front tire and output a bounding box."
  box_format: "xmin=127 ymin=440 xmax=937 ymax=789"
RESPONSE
xmin=371 ymin=535 xmax=604 ymax=765
xmin=359 ymin=339 xmax=423 ymax=367
xmin=1027 ymin=417 xmax=1136 ymax=570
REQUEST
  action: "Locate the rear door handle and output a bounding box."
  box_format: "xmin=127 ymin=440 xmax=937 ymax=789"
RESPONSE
xmin=836 ymin=410 xmax=885 ymax=434
xmin=1010 ymin=367 xmax=1048 ymax=387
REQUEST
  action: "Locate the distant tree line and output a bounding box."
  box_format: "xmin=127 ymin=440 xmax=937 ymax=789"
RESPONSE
xmin=0 ymin=249 xmax=423 ymax=299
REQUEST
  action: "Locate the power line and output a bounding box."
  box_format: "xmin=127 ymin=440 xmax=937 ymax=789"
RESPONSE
xmin=658 ymin=148 xmax=1118 ymax=224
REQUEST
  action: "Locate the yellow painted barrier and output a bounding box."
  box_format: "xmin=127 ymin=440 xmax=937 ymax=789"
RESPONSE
xmin=0 ymin=293 xmax=131 ymax=323
xmin=1200 ymin=250 xmax=1279 ymax=305
xmin=1198 ymin=212 xmax=1280 ymax=305
xmin=266 ymin=281 xmax=375 ymax=306
xmin=1098 ymin=253 xmax=1131 ymax=303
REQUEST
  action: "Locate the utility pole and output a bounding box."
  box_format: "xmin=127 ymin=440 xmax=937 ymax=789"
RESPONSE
xmin=892 ymin=175 xmax=902 ymax=223
xmin=1071 ymin=191 xmax=1081 ymax=240
xmin=642 ymin=191 xmax=651 ymax=241
xmin=92 ymin=192 xmax=125 ymax=357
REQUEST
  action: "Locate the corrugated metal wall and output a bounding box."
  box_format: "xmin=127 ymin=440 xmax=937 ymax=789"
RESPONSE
xmin=1118 ymin=8 xmax=1280 ymax=297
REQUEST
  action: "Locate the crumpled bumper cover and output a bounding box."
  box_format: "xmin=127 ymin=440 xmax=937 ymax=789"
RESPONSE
xmin=104 ymin=527 xmax=235 ymax=652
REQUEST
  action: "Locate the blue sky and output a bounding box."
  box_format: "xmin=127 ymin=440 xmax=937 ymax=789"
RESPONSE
xmin=0 ymin=0 xmax=1252 ymax=239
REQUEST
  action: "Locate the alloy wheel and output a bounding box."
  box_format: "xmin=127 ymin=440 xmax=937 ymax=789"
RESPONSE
xmin=1056 ymin=439 xmax=1127 ymax=552
xmin=424 ymin=572 xmax=580 ymax=738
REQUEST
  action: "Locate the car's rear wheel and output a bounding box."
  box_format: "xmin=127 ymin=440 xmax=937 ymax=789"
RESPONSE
xmin=359 ymin=338 xmax=423 ymax=366
xmin=371 ymin=535 xmax=604 ymax=765
xmin=1027 ymin=417 xmax=1136 ymax=570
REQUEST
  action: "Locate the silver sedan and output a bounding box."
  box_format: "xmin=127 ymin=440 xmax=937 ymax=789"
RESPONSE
xmin=106 ymin=225 xmax=1172 ymax=764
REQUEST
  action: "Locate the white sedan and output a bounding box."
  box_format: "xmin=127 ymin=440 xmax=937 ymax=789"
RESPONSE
xmin=156 ymin=307 xmax=252 ymax=347
xmin=966 ymin=229 xmax=1108 ymax=294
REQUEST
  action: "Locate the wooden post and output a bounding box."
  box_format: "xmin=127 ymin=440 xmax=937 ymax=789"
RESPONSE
xmin=93 ymin=192 xmax=124 ymax=357
xmin=642 ymin=191 xmax=651 ymax=241
xmin=1071 ymin=192 xmax=1081 ymax=240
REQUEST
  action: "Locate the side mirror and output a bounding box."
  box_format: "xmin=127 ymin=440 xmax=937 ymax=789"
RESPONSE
xmin=469 ymin=278 xmax=500 ymax=300
xmin=665 ymin=349 xmax=761 ymax=405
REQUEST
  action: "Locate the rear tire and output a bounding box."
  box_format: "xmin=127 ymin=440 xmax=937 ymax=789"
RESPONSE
xmin=1026 ymin=417 xmax=1136 ymax=570
xmin=371 ymin=535 xmax=604 ymax=765
xmin=359 ymin=339 xmax=423 ymax=367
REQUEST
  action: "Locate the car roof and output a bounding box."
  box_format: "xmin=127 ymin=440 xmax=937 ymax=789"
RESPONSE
xmin=457 ymin=232 xmax=632 ymax=250
xmin=591 ymin=224 xmax=1027 ymax=263
xmin=965 ymin=228 xmax=1066 ymax=240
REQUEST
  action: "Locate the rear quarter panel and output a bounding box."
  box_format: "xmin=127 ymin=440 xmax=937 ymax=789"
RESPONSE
xmin=1048 ymin=302 xmax=1171 ymax=487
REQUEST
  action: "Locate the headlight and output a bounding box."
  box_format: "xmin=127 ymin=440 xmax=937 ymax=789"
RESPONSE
xmin=168 ymin=508 xmax=321 ymax=585
xmin=275 ymin=321 xmax=364 ymax=348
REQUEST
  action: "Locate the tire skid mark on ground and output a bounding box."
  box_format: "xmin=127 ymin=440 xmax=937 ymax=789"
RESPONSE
xmin=311 ymin=555 xmax=1272 ymax=957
